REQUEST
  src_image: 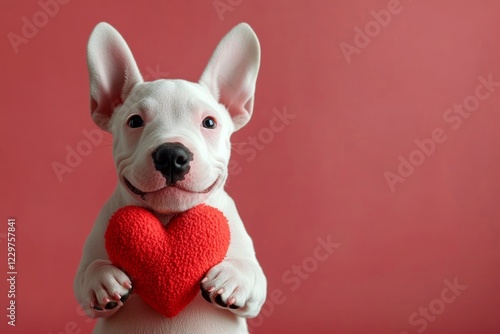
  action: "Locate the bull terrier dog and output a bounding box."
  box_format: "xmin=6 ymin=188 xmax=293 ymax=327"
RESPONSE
xmin=73 ymin=22 xmax=267 ymax=334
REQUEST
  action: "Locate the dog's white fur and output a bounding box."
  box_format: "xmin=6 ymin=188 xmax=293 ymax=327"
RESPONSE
xmin=73 ymin=22 xmax=267 ymax=334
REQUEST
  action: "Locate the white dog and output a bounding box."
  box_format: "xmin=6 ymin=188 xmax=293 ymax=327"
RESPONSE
xmin=73 ymin=22 xmax=267 ymax=334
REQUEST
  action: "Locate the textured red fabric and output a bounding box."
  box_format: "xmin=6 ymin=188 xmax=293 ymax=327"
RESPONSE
xmin=105 ymin=204 xmax=230 ymax=318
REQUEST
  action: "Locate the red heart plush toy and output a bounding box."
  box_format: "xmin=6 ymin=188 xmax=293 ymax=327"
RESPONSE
xmin=105 ymin=204 xmax=230 ymax=318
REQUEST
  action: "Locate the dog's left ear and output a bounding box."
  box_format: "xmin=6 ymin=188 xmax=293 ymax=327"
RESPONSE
xmin=200 ymin=23 xmax=260 ymax=132
xmin=87 ymin=22 xmax=143 ymax=131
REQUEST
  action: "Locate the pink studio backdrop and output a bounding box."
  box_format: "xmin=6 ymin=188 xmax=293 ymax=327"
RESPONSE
xmin=2 ymin=0 xmax=500 ymax=333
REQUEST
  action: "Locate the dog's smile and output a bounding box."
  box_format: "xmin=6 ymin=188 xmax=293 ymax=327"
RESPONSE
xmin=123 ymin=177 xmax=217 ymax=197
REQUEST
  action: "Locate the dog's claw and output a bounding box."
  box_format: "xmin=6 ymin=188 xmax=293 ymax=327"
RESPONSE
xmin=227 ymin=297 xmax=239 ymax=309
xmin=105 ymin=301 xmax=118 ymax=310
xmin=119 ymin=287 xmax=133 ymax=303
xmin=120 ymin=293 xmax=130 ymax=303
xmin=215 ymin=294 xmax=228 ymax=308
xmin=92 ymin=305 xmax=104 ymax=311
xmin=120 ymin=294 xmax=129 ymax=303
xmin=200 ymin=285 xmax=212 ymax=303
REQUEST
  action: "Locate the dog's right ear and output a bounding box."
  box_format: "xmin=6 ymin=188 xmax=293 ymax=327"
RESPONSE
xmin=87 ymin=22 xmax=143 ymax=131
xmin=200 ymin=23 xmax=260 ymax=132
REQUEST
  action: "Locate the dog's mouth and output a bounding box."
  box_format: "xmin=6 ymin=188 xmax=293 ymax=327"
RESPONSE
xmin=123 ymin=177 xmax=217 ymax=198
xmin=124 ymin=178 xmax=147 ymax=196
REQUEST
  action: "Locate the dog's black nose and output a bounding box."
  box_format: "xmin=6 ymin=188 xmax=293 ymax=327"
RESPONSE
xmin=152 ymin=143 xmax=193 ymax=185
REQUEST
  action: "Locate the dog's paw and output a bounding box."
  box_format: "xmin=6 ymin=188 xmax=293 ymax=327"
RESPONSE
xmin=200 ymin=259 xmax=263 ymax=317
xmin=83 ymin=259 xmax=133 ymax=315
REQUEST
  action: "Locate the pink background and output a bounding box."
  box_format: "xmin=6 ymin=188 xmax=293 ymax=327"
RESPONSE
xmin=2 ymin=0 xmax=500 ymax=333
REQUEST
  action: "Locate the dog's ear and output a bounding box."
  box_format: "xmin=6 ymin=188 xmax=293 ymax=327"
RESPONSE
xmin=87 ymin=22 xmax=143 ymax=131
xmin=200 ymin=23 xmax=260 ymax=132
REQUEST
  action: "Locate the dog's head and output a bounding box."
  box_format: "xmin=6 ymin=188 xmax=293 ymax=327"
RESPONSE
xmin=87 ymin=23 xmax=260 ymax=213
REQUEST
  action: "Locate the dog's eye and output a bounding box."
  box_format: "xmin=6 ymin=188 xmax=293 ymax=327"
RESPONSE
xmin=127 ymin=115 xmax=144 ymax=128
xmin=202 ymin=116 xmax=217 ymax=129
